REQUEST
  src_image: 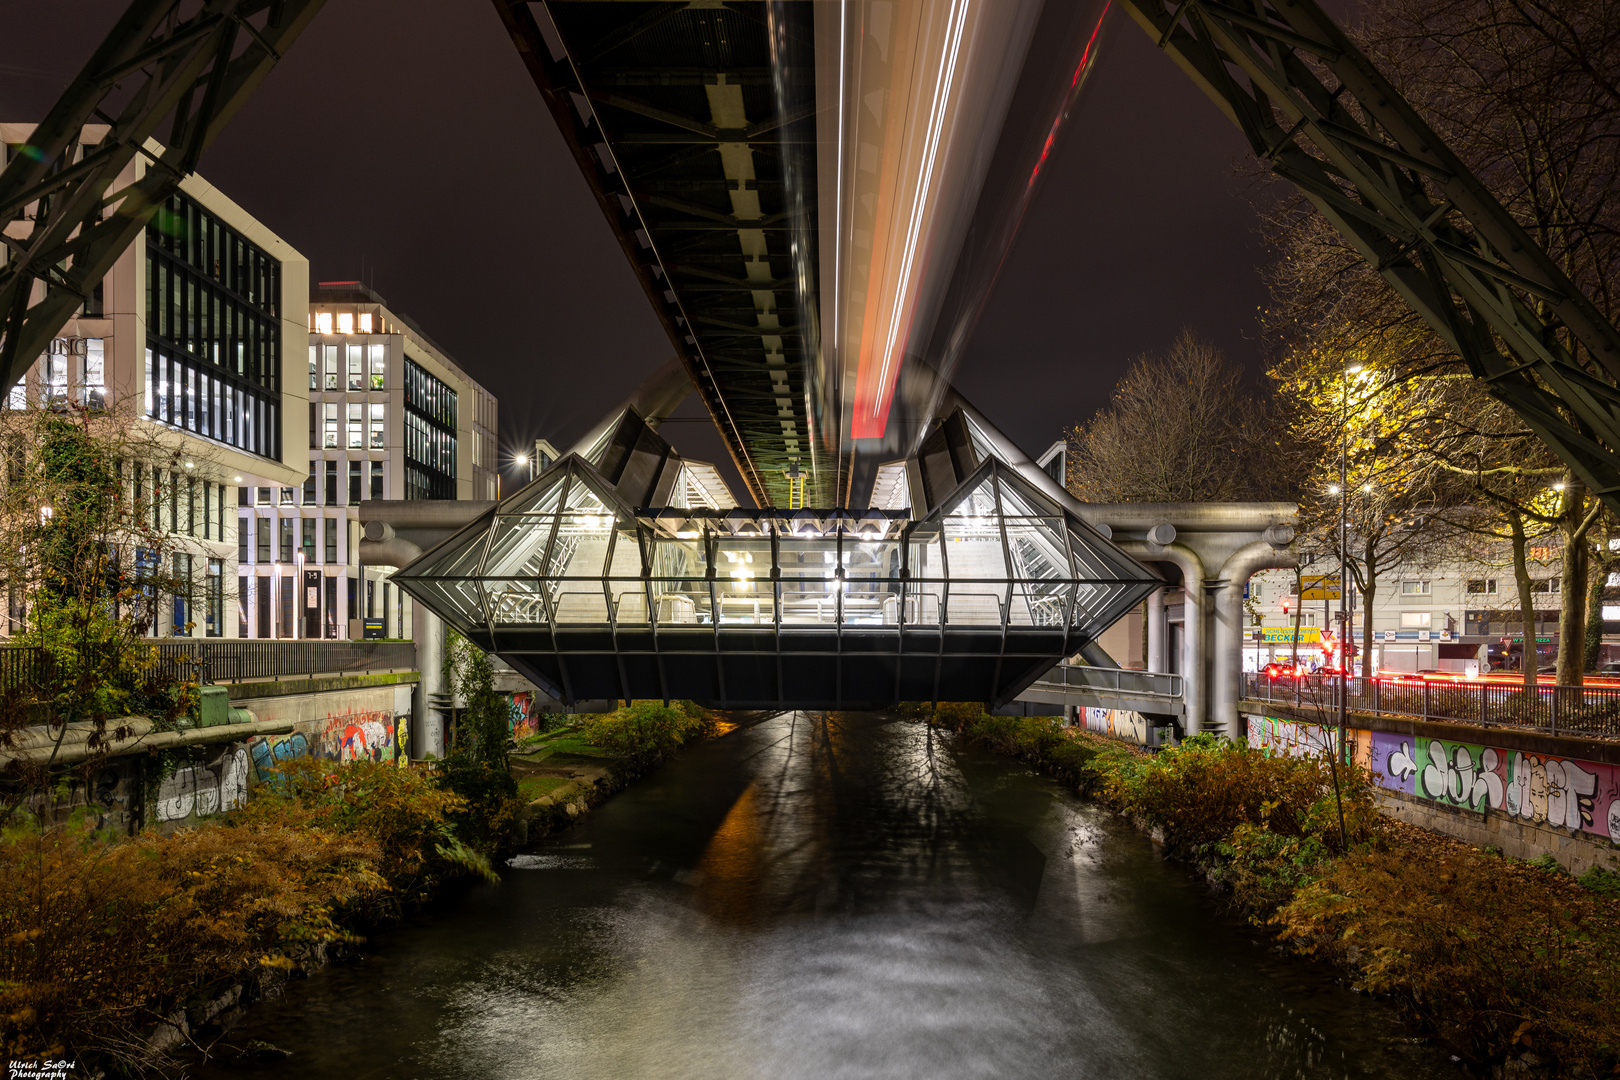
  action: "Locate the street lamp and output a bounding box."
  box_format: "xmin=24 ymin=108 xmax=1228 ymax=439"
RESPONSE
xmin=1338 ymin=363 xmax=1363 ymax=765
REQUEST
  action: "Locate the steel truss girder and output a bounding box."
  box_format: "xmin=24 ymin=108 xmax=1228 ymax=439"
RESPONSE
xmin=491 ymin=0 xmax=780 ymax=508
xmin=1117 ymin=0 xmax=1620 ymax=508
xmin=0 ymin=0 xmax=327 ymax=391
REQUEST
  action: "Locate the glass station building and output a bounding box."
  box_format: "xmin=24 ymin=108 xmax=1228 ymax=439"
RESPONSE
xmin=395 ymin=409 xmax=1158 ymax=708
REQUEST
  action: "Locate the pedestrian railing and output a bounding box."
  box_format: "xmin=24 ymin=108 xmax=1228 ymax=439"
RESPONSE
xmin=1244 ymin=671 xmax=1620 ymax=738
xmin=0 ymin=640 xmax=417 ymax=693
xmin=1038 ymin=663 xmax=1183 ymax=700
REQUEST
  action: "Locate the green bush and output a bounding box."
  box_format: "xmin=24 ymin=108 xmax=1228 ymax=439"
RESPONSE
xmin=581 ymin=700 xmax=711 ymax=767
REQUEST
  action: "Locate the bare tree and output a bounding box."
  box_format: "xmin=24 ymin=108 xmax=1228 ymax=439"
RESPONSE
xmin=1065 ymin=329 xmax=1296 ymax=503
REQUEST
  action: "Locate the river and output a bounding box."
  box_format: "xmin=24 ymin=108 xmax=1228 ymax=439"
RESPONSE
xmin=198 ymin=711 xmax=1461 ymax=1080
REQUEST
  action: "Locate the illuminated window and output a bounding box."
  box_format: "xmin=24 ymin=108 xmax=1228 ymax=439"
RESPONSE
xmin=7 ymin=380 xmax=23 ymax=409
xmin=316 ymin=311 xmax=333 ymax=334
xmin=308 ymin=345 xmax=318 ymax=390
xmin=369 ymin=403 xmax=385 ymax=448
xmin=44 ymin=351 xmax=68 ymax=402
xmin=78 ymin=338 xmax=105 ymax=408
xmin=338 ymin=312 xmax=354 ymax=335
xmin=358 ymin=312 xmax=373 ymax=334
xmin=1400 ymin=611 xmax=1431 ymax=628
xmin=347 ymin=344 xmax=363 ymax=390
xmin=323 ymin=345 xmax=338 ymax=390
xmin=347 ymin=403 xmax=363 ymax=448
xmin=323 ymin=403 xmax=338 ymax=448
xmin=368 ymin=343 xmax=386 ymax=389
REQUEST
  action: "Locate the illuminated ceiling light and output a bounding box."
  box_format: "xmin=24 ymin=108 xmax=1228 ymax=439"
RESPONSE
xmin=233 ymin=476 xmax=243 ymax=482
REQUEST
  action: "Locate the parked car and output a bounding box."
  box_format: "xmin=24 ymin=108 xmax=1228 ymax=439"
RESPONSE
xmin=1598 ymin=662 xmax=1620 ymax=675
xmin=1260 ymin=661 xmax=1297 ymax=679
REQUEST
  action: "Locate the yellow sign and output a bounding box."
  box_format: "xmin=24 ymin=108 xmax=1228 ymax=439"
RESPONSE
xmin=1261 ymin=627 xmax=1321 ymax=644
xmin=1301 ymin=574 xmax=1341 ymax=601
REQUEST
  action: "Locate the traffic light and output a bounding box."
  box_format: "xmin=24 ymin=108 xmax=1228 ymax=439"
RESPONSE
xmin=1281 ymin=594 xmax=1297 ymax=617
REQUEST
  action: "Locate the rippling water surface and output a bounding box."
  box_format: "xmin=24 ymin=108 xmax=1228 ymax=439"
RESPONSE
xmin=197 ymin=712 xmax=1459 ymax=1080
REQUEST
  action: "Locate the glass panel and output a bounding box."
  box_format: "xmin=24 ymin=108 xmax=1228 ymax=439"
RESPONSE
xmin=489 ymin=578 xmax=546 ymax=626
xmin=777 ymin=536 xmax=837 ymax=626
xmin=842 ymin=537 xmax=901 ymax=626
xmin=946 ymin=586 xmax=1005 ymax=626
xmin=905 ymin=532 xmax=945 ymax=626
xmin=942 ymin=522 xmax=1006 ymax=579
xmin=648 ymin=534 xmax=709 ymax=625
xmin=485 ymin=516 xmax=556 ymax=578
xmin=608 ymin=530 xmax=649 ymax=625
xmin=504 ymin=475 xmax=566 ymax=517
xmin=714 ymin=538 xmax=773 ymax=625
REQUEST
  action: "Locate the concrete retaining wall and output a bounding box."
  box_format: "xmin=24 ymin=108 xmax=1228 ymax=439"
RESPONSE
xmin=1239 ymin=703 xmax=1620 ymax=876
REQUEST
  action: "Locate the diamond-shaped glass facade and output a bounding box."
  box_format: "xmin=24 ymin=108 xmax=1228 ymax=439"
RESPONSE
xmin=394 ymin=455 xmax=1158 ymax=708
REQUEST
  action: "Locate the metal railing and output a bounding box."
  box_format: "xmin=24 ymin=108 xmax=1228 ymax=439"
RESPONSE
xmin=1244 ymin=671 xmax=1620 ymax=738
xmin=0 ymin=640 xmax=417 ymax=692
xmin=1032 ymin=663 xmax=1184 ymax=701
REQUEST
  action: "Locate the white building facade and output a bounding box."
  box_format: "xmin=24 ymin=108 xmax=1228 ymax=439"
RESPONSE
xmin=3 ymin=124 xmax=308 ymax=639
xmin=296 ymin=282 xmax=497 ymax=639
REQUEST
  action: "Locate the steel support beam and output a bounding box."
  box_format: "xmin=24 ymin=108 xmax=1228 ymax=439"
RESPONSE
xmin=1118 ymin=0 xmax=1620 ymax=511
xmin=0 ymin=0 xmax=327 ymax=390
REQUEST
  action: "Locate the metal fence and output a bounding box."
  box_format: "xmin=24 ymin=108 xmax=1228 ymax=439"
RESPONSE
xmin=1244 ymin=671 xmax=1620 ymax=738
xmin=0 ymin=640 xmax=417 ymax=692
xmin=1033 ymin=663 xmax=1183 ymax=701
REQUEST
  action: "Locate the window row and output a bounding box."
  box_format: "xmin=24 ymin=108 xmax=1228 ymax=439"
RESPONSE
xmin=310 ymin=401 xmax=387 ymax=449
xmin=132 ymin=466 xmax=231 ymax=542
xmin=237 ymin=571 xmax=356 ymax=639
xmin=236 ymin=513 xmax=351 ymax=566
xmin=148 ymin=191 xmax=281 ymax=314
xmin=309 ymin=343 xmax=387 ymax=391
xmin=7 ymin=338 xmax=106 ymax=410
xmin=312 ymin=311 xmax=376 ymax=335
xmin=301 ymin=459 xmax=386 ymax=505
xmin=146 ymin=348 xmax=281 ymax=460
xmin=167 ymin=554 xmax=226 ymax=637
xmin=403 ymin=411 xmax=454 ymax=481
xmin=147 ymin=251 xmax=280 ymax=391
xmin=403 ymin=358 xmax=456 ymax=428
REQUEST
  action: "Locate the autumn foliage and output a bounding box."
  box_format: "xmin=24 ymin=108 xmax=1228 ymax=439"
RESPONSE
xmin=0 ymin=759 xmax=495 ymax=1068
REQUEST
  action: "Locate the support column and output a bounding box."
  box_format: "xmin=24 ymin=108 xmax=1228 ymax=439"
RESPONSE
xmin=1147 ymin=587 xmax=1165 ymax=672
xmin=1212 ymin=541 xmax=1298 ymax=739
xmin=1119 ymin=542 xmax=1206 ymax=735
xmin=412 ymin=603 xmax=445 ymax=759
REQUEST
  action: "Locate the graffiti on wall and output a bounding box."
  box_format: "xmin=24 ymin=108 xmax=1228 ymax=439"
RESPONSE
xmin=246 ymin=710 xmax=411 ymax=781
xmin=1249 ymin=714 xmax=1620 ymax=845
xmin=509 ymin=691 xmax=537 ymax=740
xmin=156 ymin=745 xmax=251 ymax=822
xmin=1247 ymin=714 xmax=1340 ymax=759
xmin=1080 ymin=707 xmax=1126 ymax=737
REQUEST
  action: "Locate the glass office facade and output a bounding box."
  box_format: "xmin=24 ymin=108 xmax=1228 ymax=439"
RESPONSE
xmin=145 ymin=191 xmax=282 ymax=459
xmin=403 ymin=358 xmax=456 ymax=499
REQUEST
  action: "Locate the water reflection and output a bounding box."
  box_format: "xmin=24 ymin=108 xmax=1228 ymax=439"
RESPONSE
xmin=196 ymin=713 xmax=1459 ymax=1080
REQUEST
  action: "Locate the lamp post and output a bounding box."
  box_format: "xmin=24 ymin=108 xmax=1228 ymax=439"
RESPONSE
xmin=1339 ymin=363 xmax=1362 ymax=765
xmin=295 ymin=550 xmax=305 ymax=641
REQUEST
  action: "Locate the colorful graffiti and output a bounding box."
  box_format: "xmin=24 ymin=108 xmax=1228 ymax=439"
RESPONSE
xmin=1080 ymin=707 xmax=1126 ymax=737
xmin=246 ymin=711 xmax=410 ymax=781
xmin=1249 ymin=714 xmax=1620 ymax=845
xmin=1247 ymin=714 xmax=1339 ymax=759
xmin=155 ymin=746 xmax=251 ymax=822
xmin=509 ymin=691 xmax=538 ymax=740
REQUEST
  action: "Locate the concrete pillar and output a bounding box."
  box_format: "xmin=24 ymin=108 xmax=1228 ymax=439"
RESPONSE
xmin=1147 ymin=587 xmax=1166 ymax=672
xmin=412 ymin=602 xmax=445 ymax=758
xmin=1212 ymin=541 xmax=1298 ymax=739
xmin=1119 ymin=542 xmax=1206 ymax=735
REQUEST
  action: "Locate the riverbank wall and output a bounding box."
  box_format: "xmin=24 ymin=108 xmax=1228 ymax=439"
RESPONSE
xmin=1236 ymin=700 xmax=1620 ymax=876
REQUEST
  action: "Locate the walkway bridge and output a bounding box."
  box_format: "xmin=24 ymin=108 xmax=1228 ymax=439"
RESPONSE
xmin=1018 ymin=664 xmax=1184 ymax=720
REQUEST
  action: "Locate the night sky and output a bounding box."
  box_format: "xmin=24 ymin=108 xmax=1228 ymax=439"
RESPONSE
xmin=0 ymin=1 xmax=1349 ymax=499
